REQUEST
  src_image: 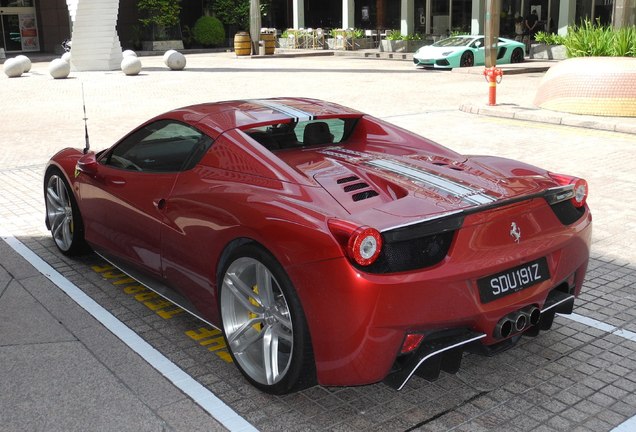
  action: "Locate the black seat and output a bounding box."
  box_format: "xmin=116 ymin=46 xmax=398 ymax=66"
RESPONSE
xmin=303 ymin=122 xmax=334 ymax=146
xmin=247 ymin=130 xmax=280 ymax=150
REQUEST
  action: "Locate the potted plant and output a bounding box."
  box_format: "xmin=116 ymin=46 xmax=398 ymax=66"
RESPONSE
xmin=380 ymin=31 xmax=425 ymax=52
xmin=138 ymin=0 xmax=184 ymax=51
xmin=326 ymin=29 xmax=372 ymax=50
xmin=531 ymin=31 xmax=567 ymax=59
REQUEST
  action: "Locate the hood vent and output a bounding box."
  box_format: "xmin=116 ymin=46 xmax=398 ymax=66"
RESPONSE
xmin=337 ymin=175 xmax=380 ymax=202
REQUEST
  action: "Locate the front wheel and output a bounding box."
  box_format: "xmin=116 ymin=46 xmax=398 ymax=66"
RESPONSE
xmin=219 ymin=244 xmax=315 ymax=394
xmin=44 ymin=168 xmax=88 ymax=255
xmin=459 ymin=51 xmax=474 ymax=68
xmin=511 ymin=47 xmax=524 ymax=63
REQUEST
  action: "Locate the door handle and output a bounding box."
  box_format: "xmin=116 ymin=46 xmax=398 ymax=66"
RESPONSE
xmin=108 ymin=177 xmax=126 ymax=186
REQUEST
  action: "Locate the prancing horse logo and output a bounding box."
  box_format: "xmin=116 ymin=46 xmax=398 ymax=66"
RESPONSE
xmin=510 ymin=222 xmax=521 ymax=243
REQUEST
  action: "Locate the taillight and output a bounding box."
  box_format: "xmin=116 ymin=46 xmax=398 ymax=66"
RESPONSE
xmin=549 ymin=173 xmax=588 ymax=208
xmin=328 ymin=219 xmax=383 ymax=266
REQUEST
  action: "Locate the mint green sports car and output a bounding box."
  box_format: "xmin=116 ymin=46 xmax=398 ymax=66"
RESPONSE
xmin=413 ymin=35 xmax=525 ymax=69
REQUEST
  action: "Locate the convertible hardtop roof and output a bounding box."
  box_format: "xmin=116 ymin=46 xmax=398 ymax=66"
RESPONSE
xmin=163 ymin=97 xmax=363 ymax=137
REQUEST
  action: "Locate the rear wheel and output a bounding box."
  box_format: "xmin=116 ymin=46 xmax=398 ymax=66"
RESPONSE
xmin=44 ymin=168 xmax=87 ymax=255
xmin=511 ymin=47 xmax=524 ymax=63
xmin=460 ymin=51 xmax=474 ymax=67
xmin=219 ymin=244 xmax=315 ymax=394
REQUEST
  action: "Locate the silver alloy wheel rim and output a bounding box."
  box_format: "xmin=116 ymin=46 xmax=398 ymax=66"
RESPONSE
xmin=221 ymin=257 xmax=294 ymax=386
xmin=46 ymin=174 xmax=74 ymax=251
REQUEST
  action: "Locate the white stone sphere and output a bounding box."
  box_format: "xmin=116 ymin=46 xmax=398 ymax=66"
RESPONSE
xmin=122 ymin=50 xmax=137 ymax=57
xmin=121 ymin=56 xmax=142 ymax=75
xmin=164 ymin=50 xmax=186 ymax=70
xmin=49 ymin=58 xmax=70 ymax=79
xmin=3 ymin=58 xmax=23 ymax=78
xmin=61 ymin=52 xmax=72 ymax=63
xmin=15 ymin=55 xmax=31 ymax=72
xmin=163 ymin=49 xmax=177 ymax=62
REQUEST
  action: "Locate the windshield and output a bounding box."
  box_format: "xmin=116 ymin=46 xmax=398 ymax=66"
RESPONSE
xmin=433 ymin=37 xmax=473 ymax=47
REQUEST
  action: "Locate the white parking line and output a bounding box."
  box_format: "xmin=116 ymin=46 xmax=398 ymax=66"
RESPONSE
xmin=612 ymin=417 xmax=636 ymax=432
xmin=562 ymin=313 xmax=636 ymax=342
xmin=4 ymin=228 xmax=635 ymax=432
xmin=1 ymin=234 xmax=257 ymax=432
xmin=560 ymin=313 xmax=636 ymax=432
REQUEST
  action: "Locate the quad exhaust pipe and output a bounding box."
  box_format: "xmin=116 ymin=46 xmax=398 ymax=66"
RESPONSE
xmin=494 ymin=306 xmax=541 ymax=339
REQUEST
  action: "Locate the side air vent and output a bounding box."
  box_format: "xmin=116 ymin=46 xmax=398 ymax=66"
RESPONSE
xmin=353 ymin=190 xmax=380 ymax=201
xmin=344 ymin=182 xmax=369 ymax=192
xmin=336 ymin=175 xmax=380 ymax=202
xmin=337 ymin=176 xmax=359 ymax=184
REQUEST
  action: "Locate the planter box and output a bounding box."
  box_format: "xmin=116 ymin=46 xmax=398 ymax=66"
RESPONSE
xmin=380 ymin=39 xmax=427 ymax=53
xmin=530 ymin=44 xmax=567 ymax=60
xmin=142 ymin=40 xmax=184 ymax=51
xmin=326 ymin=37 xmax=373 ymax=50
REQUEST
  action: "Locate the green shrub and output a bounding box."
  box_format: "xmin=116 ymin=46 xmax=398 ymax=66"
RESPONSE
xmin=385 ymin=30 xmax=402 ymax=41
xmin=137 ymin=0 xmax=181 ymax=28
xmin=193 ymin=16 xmax=225 ymax=47
xmin=401 ymin=33 xmax=422 ymax=41
xmin=562 ymin=19 xmax=635 ymax=57
xmin=611 ymin=26 xmax=636 ymax=56
xmin=534 ymin=31 xmax=565 ymax=45
xmin=385 ymin=30 xmax=422 ymax=41
xmin=351 ymin=28 xmax=365 ymax=39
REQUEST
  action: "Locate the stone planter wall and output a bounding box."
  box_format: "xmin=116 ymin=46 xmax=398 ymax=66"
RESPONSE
xmin=326 ymin=37 xmax=374 ymax=50
xmin=142 ymin=40 xmax=184 ymax=51
xmin=530 ymin=44 xmax=567 ymax=60
xmin=379 ymin=39 xmax=427 ymax=53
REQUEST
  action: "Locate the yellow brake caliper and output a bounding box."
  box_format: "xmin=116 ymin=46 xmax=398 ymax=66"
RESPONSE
xmin=249 ymin=285 xmax=263 ymax=331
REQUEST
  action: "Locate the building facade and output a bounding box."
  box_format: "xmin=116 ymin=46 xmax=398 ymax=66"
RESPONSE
xmin=0 ymin=0 xmax=632 ymax=55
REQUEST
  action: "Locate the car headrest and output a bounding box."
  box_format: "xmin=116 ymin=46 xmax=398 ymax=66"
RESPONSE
xmin=303 ymin=122 xmax=334 ymax=146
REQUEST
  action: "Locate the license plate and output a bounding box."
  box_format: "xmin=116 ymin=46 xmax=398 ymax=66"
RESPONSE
xmin=477 ymin=257 xmax=550 ymax=304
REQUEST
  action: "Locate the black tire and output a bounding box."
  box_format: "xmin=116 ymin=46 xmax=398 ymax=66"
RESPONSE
xmin=460 ymin=51 xmax=474 ymax=67
xmin=44 ymin=168 xmax=88 ymax=256
xmin=511 ymin=47 xmax=524 ymax=63
xmin=218 ymin=243 xmax=316 ymax=394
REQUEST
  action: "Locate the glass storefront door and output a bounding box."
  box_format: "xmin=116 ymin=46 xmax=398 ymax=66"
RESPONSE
xmin=0 ymin=0 xmax=39 ymax=53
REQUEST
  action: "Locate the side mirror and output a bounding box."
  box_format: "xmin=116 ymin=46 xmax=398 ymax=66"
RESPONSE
xmin=475 ymin=41 xmax=482 ymax=48
xmin=76 ymin=152 xmax=99 ymax=178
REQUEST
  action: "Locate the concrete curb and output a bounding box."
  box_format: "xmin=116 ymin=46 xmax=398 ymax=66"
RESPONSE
xmin=460 ymin=103 xmax=636 ymax=135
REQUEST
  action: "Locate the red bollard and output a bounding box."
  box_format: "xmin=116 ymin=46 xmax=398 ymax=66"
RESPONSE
xmin=483 ymin=67 xmax=504 ymax=106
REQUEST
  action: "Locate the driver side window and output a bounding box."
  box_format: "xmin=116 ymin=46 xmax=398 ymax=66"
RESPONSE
xmin=471 ymin=38 xmax=485 ymax=49
xmin=104 ymin=120 xmax=212 ymax=172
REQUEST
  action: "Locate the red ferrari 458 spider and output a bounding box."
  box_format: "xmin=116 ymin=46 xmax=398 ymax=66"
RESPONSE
xmin=45 ymin=98 xmax=592 ymax=394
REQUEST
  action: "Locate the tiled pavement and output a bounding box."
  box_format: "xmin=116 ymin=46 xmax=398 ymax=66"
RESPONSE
xmin=1 ymin=52 xmax=636 ymax=431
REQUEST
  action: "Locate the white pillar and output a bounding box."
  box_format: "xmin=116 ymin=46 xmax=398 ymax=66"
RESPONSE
xmin=557 ymin=0 xmax=575 ymax=35
xmin=400 ymin=0 xmax=414 ymax=35
xmin=471 ymin=0 xmax=484 ymax=35
xmin=293 ymin=0 xmax=304 ymax=28
xmin=66 ymin=0 xmax=123 ymax=71
xmin=343 ymin=0 xmax=355 ymax=29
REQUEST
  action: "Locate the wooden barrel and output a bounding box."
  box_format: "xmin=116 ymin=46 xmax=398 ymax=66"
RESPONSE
xmin=260 ymin=32 xmax=275 ymax=55
xmin=234 ymin=32 xmax=251 ymax=56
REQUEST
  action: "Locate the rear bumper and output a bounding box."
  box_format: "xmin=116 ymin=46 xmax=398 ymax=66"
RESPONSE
xmin=383 ymin=288 xmax=575 ymax=390
xmin=287 ymin=204 xmax=592 ymax=387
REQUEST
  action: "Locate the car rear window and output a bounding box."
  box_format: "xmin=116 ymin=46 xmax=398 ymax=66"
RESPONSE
xmin=243 ymin=118 xmax=357 ymax=151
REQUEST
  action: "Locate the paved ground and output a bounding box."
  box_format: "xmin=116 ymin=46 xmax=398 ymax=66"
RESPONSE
xmin=1 ymin=52 xmax=636 ymax=431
